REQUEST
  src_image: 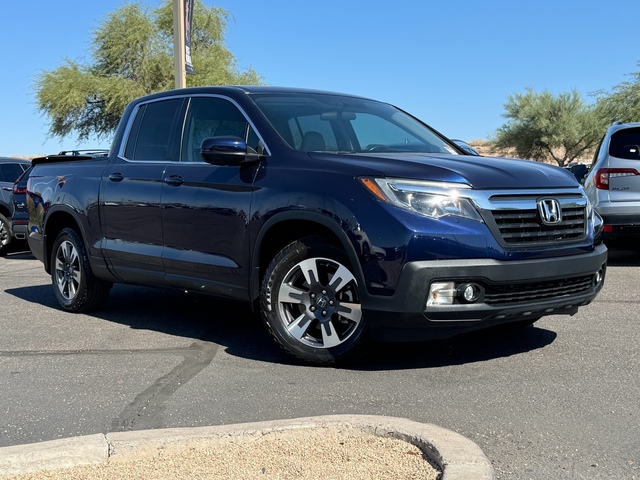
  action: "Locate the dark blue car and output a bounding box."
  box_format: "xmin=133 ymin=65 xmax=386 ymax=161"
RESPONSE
xmin=27 ymin=86 xmax=607 ymax=365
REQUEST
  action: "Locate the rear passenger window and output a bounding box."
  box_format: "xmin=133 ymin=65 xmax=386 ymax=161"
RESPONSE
xmin=123 ymin=99 xmax=183 ymax=161
xmin=609 ymin=128 xmax=640 ymax=160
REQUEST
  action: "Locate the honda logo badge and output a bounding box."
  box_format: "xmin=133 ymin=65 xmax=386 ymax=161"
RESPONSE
xmin=537 ymin=198 xmax=562 ymax=225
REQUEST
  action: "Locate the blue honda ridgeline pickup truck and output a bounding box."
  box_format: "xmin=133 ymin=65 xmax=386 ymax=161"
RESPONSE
xmin=27 ymin=86 xmax=607 ymax=365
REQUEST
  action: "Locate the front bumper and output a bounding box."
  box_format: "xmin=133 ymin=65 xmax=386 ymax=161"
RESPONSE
xmin=363 ymin=243 xmax=608 ymax=341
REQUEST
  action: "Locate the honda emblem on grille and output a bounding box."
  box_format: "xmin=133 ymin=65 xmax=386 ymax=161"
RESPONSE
xmin=537 ymin=198 xmax=562 ymax=225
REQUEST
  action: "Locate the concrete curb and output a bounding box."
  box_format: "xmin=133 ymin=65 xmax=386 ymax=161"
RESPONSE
xmin=0 ymin=415 xmax=495 ymax=479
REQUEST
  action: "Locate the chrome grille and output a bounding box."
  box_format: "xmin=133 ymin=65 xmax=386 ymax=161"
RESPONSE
xmin=491 ymin=205 xmax=586 ymax=245
xmin=484 ymin=274 xmax=594 ymax=305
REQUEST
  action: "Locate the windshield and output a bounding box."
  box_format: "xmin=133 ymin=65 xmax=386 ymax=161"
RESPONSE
xmin=251 ymin=93 xmax=460 ymax=155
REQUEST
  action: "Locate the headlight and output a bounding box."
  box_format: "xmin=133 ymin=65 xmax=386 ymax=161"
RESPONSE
xmin=359 ymin=177 xmax=484 ymax=222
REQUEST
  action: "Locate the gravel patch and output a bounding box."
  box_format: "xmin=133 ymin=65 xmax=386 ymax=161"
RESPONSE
xmin=0 ymin=427 xmax=441 ymax=480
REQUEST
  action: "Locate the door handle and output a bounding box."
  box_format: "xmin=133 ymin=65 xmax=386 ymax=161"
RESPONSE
xmin=108 ymin=173 xmax=124 ymax=182
xmin=164 ymin=175 xmax=184 ymax=187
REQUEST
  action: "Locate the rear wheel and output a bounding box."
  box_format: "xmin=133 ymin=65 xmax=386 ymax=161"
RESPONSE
xmin=0 ymin=214 xmax=12 ymax=256
xmin=50 ymin=227 xmax=112 ymax=312
xmin=261 ymin=236 xmax=370 ymax=366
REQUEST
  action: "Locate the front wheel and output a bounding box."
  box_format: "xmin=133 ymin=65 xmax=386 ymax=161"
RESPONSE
xmin=50 ymin=227 xmax=112 ymax=312
xmin=260 ymin=236 xmax=370 ymax=366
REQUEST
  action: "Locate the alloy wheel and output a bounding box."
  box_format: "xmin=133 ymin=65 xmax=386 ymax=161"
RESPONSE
xmin=276 ymin=256 xmax=362 ymax=349
xmin=54 ymin=240 xmax=81 ymax=301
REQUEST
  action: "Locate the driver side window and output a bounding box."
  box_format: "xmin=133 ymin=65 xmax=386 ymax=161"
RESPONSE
xmin=181 ymin=96 xmax=256 ymax=162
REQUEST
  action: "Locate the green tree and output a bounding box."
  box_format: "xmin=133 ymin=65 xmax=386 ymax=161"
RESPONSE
xmin=594 ymin=62 xmax=640 ymax=124
xmin=490 ymin=88 xmax=604 ymax=167
xmin=35 ymin=1 xmax=263 ymax=143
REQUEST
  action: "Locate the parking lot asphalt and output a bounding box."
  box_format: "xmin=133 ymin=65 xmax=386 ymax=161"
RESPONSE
xmin=1 ymin=244 xmax=639 ymax=479
xmin=0 ymin=247 xmax=494 ymax=479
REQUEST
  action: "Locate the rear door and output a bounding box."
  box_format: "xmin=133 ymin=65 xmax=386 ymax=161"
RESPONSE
xmin=99 ymin=97 xmax=185 ymax=284
xmin=607 ymin=127 xmax=640 ymax=203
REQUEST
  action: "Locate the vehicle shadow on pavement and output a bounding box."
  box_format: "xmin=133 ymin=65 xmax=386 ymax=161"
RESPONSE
xmin=5 ymin=282 xmax=291 ymax=363
xmin=92 ymin=283 xmax=293 ymax=364
xmin=2 ymin=247 xmax=33 ymax=258
xmin=7 ymin=280 xmax=558 ymax=370
xmin=357 ymin=325 xmax=557 ymax=371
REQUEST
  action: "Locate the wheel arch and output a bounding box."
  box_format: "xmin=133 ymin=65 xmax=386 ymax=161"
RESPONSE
xmin=249 ymin=211 xmax=362 ymax=305
xmin=42 ymin=206 xmax=89 ymax=274
xmin=0 ymin=203 xmax=11 ymax=219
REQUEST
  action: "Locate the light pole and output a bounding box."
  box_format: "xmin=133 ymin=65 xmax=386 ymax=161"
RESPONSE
xmin=173 ymin=0 xmax=186 ymax=89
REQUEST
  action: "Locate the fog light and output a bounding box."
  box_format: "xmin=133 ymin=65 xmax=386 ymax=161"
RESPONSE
xmin=593 ymin=268 xmax=604 ymax=287
xmin=457 ymin=283 xmax=481 ymax=303
xmin=427 ymin=282 xmax=456 ymax=306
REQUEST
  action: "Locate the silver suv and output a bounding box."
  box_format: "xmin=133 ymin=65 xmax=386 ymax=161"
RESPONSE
xmin=584 ymin=122 xmax=640 ymax=240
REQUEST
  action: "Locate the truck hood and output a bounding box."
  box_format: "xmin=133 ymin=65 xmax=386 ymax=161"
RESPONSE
xmin=308 ymin=152 xmax=578 ymax=189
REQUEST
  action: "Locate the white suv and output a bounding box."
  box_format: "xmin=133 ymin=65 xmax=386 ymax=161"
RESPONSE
xmin=584 ymin=122 xmax=640 ymax=241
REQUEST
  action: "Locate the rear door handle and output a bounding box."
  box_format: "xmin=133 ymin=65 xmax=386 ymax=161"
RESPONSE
xmin=108 ymin=173 xmax=124 ymax=182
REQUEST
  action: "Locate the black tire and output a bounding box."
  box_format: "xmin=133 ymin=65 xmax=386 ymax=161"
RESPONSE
xmin=50 ymin=227 xmax=112 ymax=312
xmin=260 ymin=236 xmax=370 ymax=366
xmin=0 ymin=214 xmax=12 ymax=256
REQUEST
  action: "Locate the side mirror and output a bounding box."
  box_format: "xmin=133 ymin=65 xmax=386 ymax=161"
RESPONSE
xmin=200 ymin=136 xmax=260 ymax=165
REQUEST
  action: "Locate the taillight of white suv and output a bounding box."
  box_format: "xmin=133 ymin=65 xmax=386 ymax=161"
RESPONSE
xmin=594 ymin=168 xmax=640 ymax=189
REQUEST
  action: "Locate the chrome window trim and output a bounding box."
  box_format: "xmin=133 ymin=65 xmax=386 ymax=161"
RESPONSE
xmin=117 ymin=93 xmax=271 ymax=163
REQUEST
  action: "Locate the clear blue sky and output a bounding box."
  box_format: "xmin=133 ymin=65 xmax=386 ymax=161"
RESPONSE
xmin=1 ymin=0 xmax=638 ymax=157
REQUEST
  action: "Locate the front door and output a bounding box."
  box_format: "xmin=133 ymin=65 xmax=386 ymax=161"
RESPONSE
xmin=161 ymin=95 xmax=259 ymax=300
